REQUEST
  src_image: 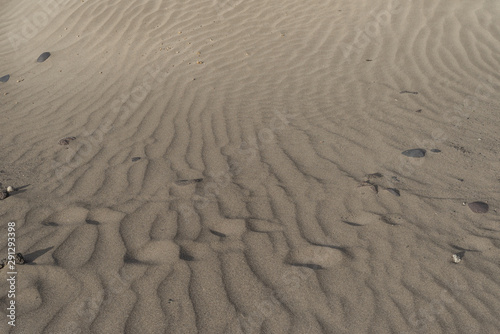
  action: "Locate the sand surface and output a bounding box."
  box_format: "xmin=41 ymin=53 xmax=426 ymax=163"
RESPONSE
xmin=1 ymin=0 xmax=500 ymax=333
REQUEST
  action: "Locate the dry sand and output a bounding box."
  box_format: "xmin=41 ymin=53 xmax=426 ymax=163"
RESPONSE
xmin=1 ymin=0 xmax=500 ymax=333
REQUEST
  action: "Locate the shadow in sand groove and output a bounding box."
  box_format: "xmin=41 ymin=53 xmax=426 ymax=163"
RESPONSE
xmin=24 ymin=247 xmax=54 ymax=264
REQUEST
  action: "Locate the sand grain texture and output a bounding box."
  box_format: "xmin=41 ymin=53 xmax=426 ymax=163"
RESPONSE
xmin=1 ymin=0 xmax=500 ymax=333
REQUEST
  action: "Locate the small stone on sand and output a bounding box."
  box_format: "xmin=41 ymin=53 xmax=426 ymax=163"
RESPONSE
xmin=37 ymin=52 xmax=51 ymax=62
xmin=468 ymin=201 xmax=489 ymax=213
xmin=402 ymin=148 xmax=426 ymax=158
xmin=0 ymin=74 xmax=9 ymax=83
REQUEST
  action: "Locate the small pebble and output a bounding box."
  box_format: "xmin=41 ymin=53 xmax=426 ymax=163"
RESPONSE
xmin=430 ymin=149 xmax=441 ymax=153
xmin=6 ymin=186 xmax=14 ymax=193
xmin=402 ymin=148 xmax=426 ymax=158
xmin=131 ymin=157 xmax=141 ymax=162
xmin=0 ymin=74 xmax=10 ymax=83
xmin=37 ymin=52 xmax=51 ymax=62
xmin=468 ymin=201 xmax=489 ymax=213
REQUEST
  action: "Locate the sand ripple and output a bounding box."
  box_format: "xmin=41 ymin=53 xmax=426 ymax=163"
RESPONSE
xmin=0 ymin=0 xmax=499 ymax=333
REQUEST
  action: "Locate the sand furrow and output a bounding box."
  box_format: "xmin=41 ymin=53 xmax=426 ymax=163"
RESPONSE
xmin=1 ymin=0 xmax=500 ymax=333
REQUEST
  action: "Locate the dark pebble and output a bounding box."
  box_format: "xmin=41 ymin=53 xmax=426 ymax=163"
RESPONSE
xmin=430 ymin=149 xmax=441 ymax=153
xmin=400 ymin=90 xmax=418 ymax=94
xmin=37 ymin=52 xmax=51 ymax=62
xmin=402 ymin=148 xmax=426 ymax=158
xmin=0 ymin=74 xmax=9 ymax=83
xmin=131 ymin=157 xmax=141 ymax=162
xmin=468 ymin=201 xmax=489 ymax=213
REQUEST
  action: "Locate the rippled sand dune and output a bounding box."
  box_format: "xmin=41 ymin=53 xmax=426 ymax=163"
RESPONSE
xmin=1 ymin=0 xmax=499 ymax=333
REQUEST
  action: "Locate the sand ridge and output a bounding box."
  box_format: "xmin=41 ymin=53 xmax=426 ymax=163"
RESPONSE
xmin=1 ymin=0 xmax=500 ymax=333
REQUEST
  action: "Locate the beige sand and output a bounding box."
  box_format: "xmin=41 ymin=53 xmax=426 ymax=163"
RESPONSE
xmin=1 ymin=0 xmax=499 ymax=333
